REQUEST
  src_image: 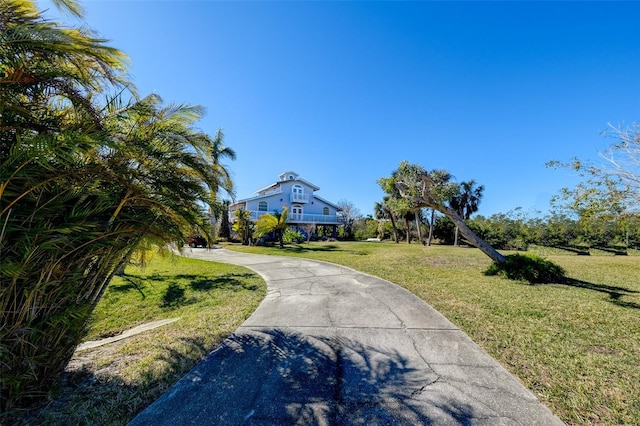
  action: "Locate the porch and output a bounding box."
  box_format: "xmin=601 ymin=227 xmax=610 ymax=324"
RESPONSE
xmin=230 ymin=210 xmax=339 ymax=225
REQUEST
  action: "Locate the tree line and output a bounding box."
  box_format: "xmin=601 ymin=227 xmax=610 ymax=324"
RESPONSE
xmin=352 ymin=208 xmax=640 ymax=253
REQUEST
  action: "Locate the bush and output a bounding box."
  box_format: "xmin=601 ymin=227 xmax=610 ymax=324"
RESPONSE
xmin=484 ymin=253 xmax=565 ymax=284
xmin=283 ymin=229 xmax=305 ymax=244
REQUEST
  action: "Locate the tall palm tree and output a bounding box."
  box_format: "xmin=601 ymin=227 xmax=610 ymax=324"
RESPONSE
xmin=197 ymin=129 xmax=236 ymax=241
xmin=450 ymin=180 xmax=484 ymax=246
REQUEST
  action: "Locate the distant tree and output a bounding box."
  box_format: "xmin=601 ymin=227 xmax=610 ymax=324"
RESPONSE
xmin=232 ymin=209 xmax=253 ymax=245
xmin=374 ymin=196 xmax=399 ymax=243
xmin=219 ymin=200 xmax=232 ymax=239
xmin=336 ymin=199 xmax=362 ymax=240
xmin=377 ymin=164 xmax=425 ymax=244
xmin=548 ymin=123 xmax=640 ymax=248
xmin=593 ymin=123 xmax=640 ymax=207
xmin=255 ymin=206 xmax=289 ymax=248
xmin=385 ymin=161 xmax=506 ymax=263
xmin=298 ymin=222 xmax=316 ymax=243
xmin=200 ymin=129 xmax=236 ymax=241
xmin=426 ymin=169 xmax=453 ymax=246
xmin=353 ymin=215 xmax=378 ymax=240
xmin=450 ymin=180 xmax=484 ymax=246
xmin=402 ymin=210 xmax=416 ymax=243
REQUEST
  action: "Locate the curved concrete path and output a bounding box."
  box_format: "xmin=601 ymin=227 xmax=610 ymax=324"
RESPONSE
xmin=130 ymin=248 xmax=564 ymax=425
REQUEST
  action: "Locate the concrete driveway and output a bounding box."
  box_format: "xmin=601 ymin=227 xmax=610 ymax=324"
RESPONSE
xmin=129 ymin=247 xmax=564 ymax=425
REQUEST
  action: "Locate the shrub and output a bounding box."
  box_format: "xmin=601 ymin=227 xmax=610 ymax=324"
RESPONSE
xmin=484 ymin=253 xmax=565 ymax=284
xmin=283 ymin=229 xmax=305 ymax=244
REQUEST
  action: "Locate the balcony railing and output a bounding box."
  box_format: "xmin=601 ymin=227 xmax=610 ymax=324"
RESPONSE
xmin=256 ymin=187 xmax=282 ymax=196
xmin=290 ymin=193 xmax=309 ymax=203
xmin=230 ymin=210 xmax=338 ymax=224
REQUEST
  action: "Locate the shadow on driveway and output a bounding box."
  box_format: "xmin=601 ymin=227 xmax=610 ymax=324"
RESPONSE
xmin=130 ymin=328 xmax=481 ymax=425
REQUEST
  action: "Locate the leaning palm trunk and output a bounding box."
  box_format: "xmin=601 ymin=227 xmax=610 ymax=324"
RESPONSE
xmin=397 ymin=173 xmax=506 ymax=264
xmin=444 ymin=206 xmax=505 ymax=263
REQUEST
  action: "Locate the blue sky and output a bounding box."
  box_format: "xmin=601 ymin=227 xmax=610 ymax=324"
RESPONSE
xmin=42 ymin=1 xmax=639 ymax=217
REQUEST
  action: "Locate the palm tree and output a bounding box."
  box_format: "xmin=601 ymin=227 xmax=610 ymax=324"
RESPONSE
xmin=1 ymin=1 xmax=130 ymax=409
xmin=402 ymin=210 xmax=416 ymax=244
xmin=232 ymin=209 xmax=253 ymax=245
xmin=255 ymin=206 xmax=290 ymax=248
xmin=378 ymin=164 xmax=424 ymax=244
xmin=198 ymin=129 xmax=236 ymax=241
xmin=426 ymin=169 xmax=454 ymax=246
xmin=219 ymin=199 xmax=232 ymax=240
xmin=0 ymin=1 xmax=234 ymax=410
xmin=389 ymin=161 xmax=505 ymax=263
xmin=450 ymin=180 xmax=484 ymax=246
xmin=374 ymin=197 xmax=399 ymax=243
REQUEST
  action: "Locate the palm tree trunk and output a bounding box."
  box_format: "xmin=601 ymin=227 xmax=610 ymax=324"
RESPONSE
xmin=427 ymin=208 xmax=435 ymax=246
xmin=444 ymin=206 xmax=505 ymax=263
xmin=405 ymin=217 xmax=411 ymax=244
xmin=388 ymin=210 xmax=399 ymax=243
xmin=454 ymin=226 xmax=460 ymax=246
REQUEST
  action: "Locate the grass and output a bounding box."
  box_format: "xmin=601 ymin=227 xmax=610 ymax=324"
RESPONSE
xmin=224 ymin=241 xmax=640 ymax=425
xmin=10 ymin=251 xmax=266 ymax=425
xmin=10 ymin=241 xmax=639 ymax=425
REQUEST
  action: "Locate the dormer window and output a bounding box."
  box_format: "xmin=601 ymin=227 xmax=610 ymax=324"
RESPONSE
xmin=289 ymin=175 xmax=294 ymax=180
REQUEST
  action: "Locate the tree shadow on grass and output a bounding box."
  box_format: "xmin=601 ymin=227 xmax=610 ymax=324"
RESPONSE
xmin=160 ymin=282 xmax=186 ymax=307
xmin=188 ymin=273 xmax=258 ymax=292
xmin=543 ymin=278 xmax=640 ymax=310
xmin=110 ymin=274 xmax=147 ymax=299
xmin=130 ymin=328 xmax=504 ymax=425
xmin=279 ymin=244 xmax=339 ymax=253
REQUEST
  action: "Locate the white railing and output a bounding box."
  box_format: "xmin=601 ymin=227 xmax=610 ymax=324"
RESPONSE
xmin=256 ymin=188 xmax=282 ymax=196
xmin=290 ymin=193 xmax=309 ymax=203
xmin=230 ymin=210 xmax=338 ymax=224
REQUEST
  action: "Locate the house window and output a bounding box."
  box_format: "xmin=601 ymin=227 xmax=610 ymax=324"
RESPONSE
xmin=258 ymin=201 xmax=268 ymax=212
xmin=292 ymin=184 xmax=303 ymax=195
xmin=323 ymin=207 xmax=329 ymax=215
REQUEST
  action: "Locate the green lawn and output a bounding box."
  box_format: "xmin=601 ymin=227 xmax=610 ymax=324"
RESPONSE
xmin=15 ymin=242 xmax=638 ymax=425
xmin=225 ymin=241 xmax=640 ymax=425
xmin=14 ymin=252 xmax=266 ymax=425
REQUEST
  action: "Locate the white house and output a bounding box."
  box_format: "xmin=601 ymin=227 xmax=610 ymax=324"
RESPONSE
xmin=229 ymin=171 xmax=341 ymax=237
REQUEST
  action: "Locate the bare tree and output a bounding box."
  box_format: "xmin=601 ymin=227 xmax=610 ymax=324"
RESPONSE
xmin=298 ymin=222 xmax=316 ymax=243
xmin=336 ymin=199 xmax=362 ymax=239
